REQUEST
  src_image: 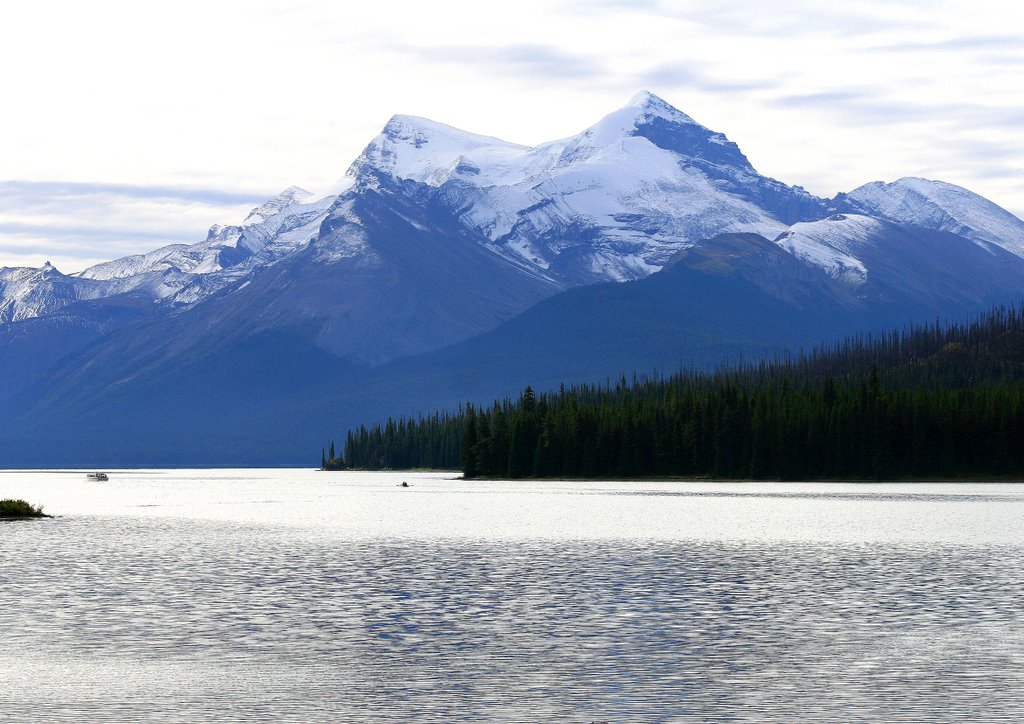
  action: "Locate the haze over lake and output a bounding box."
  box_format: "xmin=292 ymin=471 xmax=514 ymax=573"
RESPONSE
xmin=2 ymin=469 xmax=1023 ymax=721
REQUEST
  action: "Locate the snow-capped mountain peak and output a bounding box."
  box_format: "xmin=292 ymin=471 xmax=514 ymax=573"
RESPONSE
xmin=843 ymin=177 xmax=1024 ymax=258
xmin=347 ymin=113 xmax=529 ymax=188
xmin=348 ymin=93 xmax=742 ymax=191
xmin=626 ymin=89 xmax=699 ymax=125
xmin=335 ymin=92 xmax=826 ymax=284
xmin=6 ymin=92 xmax=1024 ymax=336
xmin=243 ymin=186 xmax=313 ymax=225
xmin=540 ymin=91 xmax=709 ymax=164
xmin=0 ymin=260 xmax=92 ymax=323
xmin=70 ymin=183 xmax=331 ymax=304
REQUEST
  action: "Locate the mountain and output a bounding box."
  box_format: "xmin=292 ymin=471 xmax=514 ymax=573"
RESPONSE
xmin=1 ymin=91 xmax=1023 ymax=466
xmin=839 ymin=177 xmax=1024 ymax=256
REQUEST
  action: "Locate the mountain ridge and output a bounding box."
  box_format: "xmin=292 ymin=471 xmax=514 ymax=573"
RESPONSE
xmin=5 ymin=91 xmax=1022 ymax=322
xmin=1 ymin=91 xmax=1023 ymax=466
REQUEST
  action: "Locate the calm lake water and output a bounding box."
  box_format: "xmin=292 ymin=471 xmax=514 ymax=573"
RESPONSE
xmin=2 ymin=469 xmax=1023 ymax=722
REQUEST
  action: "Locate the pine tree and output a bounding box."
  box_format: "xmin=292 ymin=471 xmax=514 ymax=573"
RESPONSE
xmin=462 ymin=405 xmax=480 ymax=478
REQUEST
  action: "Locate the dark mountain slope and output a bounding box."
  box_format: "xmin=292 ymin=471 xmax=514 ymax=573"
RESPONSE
xmin=4 ymin=222 xmax=1024 ymax=468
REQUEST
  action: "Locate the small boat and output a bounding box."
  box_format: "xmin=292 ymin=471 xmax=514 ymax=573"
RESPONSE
xmin=86 ymin=472 xmax=109 ymax=481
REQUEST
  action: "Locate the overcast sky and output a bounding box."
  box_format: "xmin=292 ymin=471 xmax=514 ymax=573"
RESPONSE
xmin=1 ymin=0 xmax=1022 ymax=272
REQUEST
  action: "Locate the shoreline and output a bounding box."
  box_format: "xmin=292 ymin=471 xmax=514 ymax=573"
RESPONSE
xmin=4 ymin=467 xmax=1023 ymax=484
xmin=463 ymin=474 xmax=1024 ymax=483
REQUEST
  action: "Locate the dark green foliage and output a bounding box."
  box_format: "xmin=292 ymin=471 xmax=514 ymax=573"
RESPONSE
xmin=0 ymin=499 xmax=47 ymax=518
xmin=340 ymin=411 xmax=464 ymax=470
xmin=462 ymin=405 xmax=480 ymax=478
xmin=333 ymin=304 xmax=1024 ymax=479
xmin=321 ymin=440 xmax=344 ymax=470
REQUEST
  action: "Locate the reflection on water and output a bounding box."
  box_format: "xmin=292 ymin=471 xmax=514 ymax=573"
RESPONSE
xmin=1 ymin=471 xmax=1023 ymax=721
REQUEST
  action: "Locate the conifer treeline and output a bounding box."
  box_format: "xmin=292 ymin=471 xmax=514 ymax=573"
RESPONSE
xmin=335 ymin=304 xmax=1024 ymax=479
xmin=335 ymin=412 xmax=463 ymax=470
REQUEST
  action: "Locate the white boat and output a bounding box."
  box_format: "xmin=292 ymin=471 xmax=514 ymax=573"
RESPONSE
xmin=86 ymin=472 xmax=109 ymax=481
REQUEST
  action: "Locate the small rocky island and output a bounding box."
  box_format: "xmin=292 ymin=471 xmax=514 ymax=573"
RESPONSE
xmin=0 ymin=499 xmax=51 ymax=519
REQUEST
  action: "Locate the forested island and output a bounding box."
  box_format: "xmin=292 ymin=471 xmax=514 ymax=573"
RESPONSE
xmin=0 ymin=499 xmax=49 ymax=518
xmin=326 ymin=304 xmax=1024 ymax=480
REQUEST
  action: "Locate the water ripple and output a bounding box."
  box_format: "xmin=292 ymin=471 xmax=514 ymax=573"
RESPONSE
xmin=2 ymin=512 xmax=1023 ymax=721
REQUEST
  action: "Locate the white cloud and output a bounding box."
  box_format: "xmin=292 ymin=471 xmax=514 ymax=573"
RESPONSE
xmin=0 ymin=0 xmax=1021 ymax=268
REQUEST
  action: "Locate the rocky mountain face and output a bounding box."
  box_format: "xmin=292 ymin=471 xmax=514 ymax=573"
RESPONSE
xmin=1 ymin=92 xmax=1023 ymax=466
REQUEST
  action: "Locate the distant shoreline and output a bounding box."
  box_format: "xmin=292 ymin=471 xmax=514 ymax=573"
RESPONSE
xmin=337 ymin=470 xmax=1024 ymax=483
xmin=3 ymin=468 xmax=1022 ymax=483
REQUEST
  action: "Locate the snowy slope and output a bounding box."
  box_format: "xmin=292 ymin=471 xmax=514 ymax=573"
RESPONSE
xmin=75 ymin=186 xmax=332 ymax=297
xmin=0 ymin=185 xmax=342 ymax=327
xmin=3 ymin=92 xmax=1024 ymax=333
xmin=346 ymin=91 xmax=811 ymax=282
xmin=843 ymin=178 xmax=1024 ymax=257
xmin=0 ymin=262 xmax=100 ymax=323
xmin=772 ymin=212 xmax=1024 ymax=315
xmin=774 ymin=214 xmax=875 ymax=286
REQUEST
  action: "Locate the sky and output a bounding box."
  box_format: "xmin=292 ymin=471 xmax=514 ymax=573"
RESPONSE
xmin=1 ymin=0 xmax=1021 ymax=273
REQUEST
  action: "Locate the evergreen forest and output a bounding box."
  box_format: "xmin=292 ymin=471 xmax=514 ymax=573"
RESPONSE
xmin=327 ymin=304 xmax=1024 ymax=480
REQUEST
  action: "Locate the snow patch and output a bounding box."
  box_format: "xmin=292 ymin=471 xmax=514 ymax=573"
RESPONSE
xmin=775 ymin=215 xmax=876 ymax=286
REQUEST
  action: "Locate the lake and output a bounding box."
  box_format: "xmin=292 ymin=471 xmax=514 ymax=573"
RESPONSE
xmin=2 ymin=469 xmax=1023 ymax=721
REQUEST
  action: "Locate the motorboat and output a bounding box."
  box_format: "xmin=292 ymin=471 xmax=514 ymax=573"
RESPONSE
xmin=86 ymin=472 xmax=109 ymax=481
